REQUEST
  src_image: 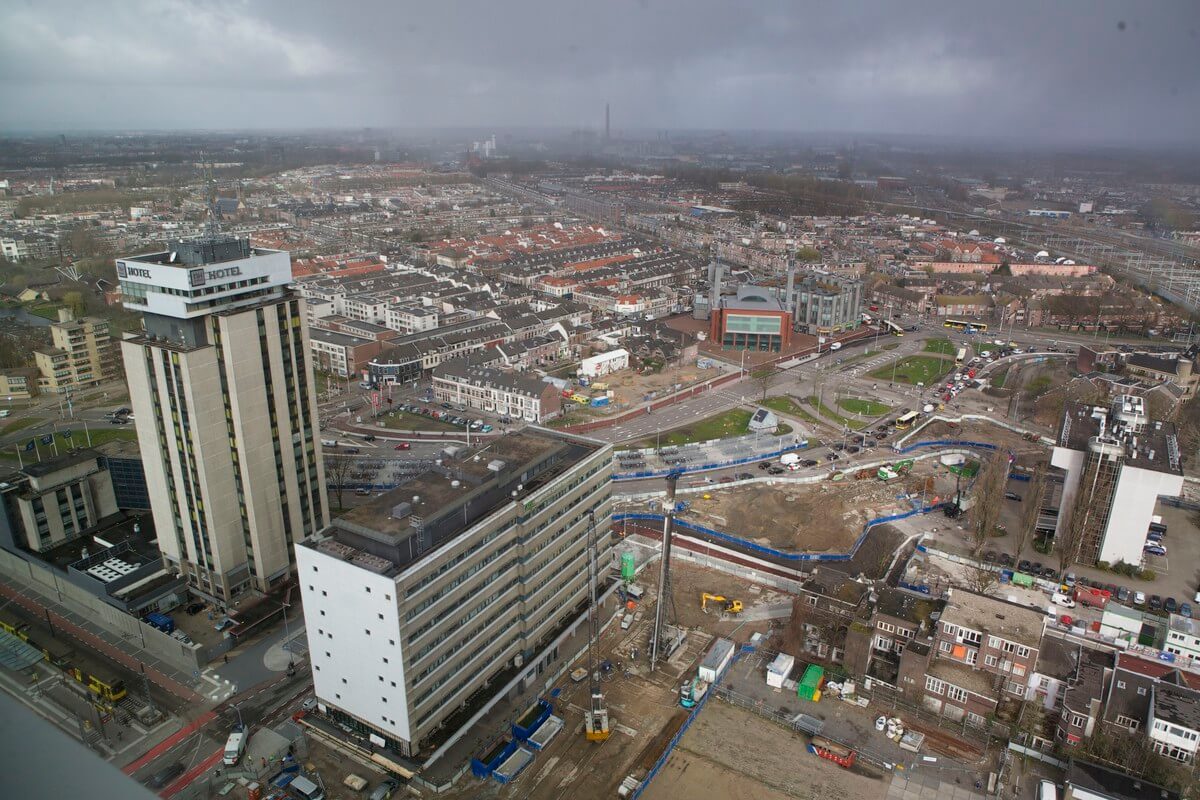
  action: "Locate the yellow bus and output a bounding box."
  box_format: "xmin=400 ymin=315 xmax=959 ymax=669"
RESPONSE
xmin=895 ymin=411 xmax=920 ymax=429
xmin=943 ymin=318 xmax=988 ymax=333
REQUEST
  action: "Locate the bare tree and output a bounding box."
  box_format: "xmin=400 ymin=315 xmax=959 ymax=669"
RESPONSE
xmin=966 ymin=566 xmax=999 ymax=596
xmin=325 ymin=454 xmax=355 ymax=510
xmin=750 ymin=366 xmax=782 ymax=401
xmin=1014 ymin=463 xmax=1047 ymax=562
xmin=970 ymin=455 xmax=1009 ymax=558
xmin=780 ymin=595 xmax=845 ymax=660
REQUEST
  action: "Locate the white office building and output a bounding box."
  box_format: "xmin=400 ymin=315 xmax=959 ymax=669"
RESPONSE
xmin=1050 ymin=396 xmax=1183 ymax=568
xmin=118 ymin=237 xmax=329 ymax=602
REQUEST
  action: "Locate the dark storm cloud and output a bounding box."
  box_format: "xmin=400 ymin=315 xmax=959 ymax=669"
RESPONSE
xmin=1 ymin=0 xmax=1197 ymax=143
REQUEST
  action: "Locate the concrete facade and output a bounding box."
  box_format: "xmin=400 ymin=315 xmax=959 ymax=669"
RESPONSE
xmin=297 ymin=429 xmax=613 ymax=757
xmin=119 ymin=238 xmax=329 ymax=603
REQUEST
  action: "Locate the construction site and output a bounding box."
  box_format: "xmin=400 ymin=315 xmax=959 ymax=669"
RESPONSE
xmin=628 ymin=461 xmax=962 ymax=557
xmin=431 ymin=471 xmax=990 ymax=800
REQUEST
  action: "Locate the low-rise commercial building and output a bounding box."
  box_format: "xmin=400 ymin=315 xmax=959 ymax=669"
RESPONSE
xmin=0 ymin=449 xmax=119 ymax=553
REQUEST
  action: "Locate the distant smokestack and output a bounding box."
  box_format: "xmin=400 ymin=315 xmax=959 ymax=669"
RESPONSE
xmin=605 ymin=103 xmax=611 ymax=141
xmin=710 ymin=261 xmax=723 ymax=311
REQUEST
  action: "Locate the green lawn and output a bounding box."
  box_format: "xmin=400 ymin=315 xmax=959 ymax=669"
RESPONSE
xmin=806 ymin=396 xmax=866 ymax=430
xmin=869 ymin=355 xmax=953 ymax=386
xmin=372 ymin=410 xmax=460 ymax=431
xmin=71 ymin=428 xmax=138 ymax=448
xmin=28 ymin=303 xmax=66 ymax=321
xmin=838 ymin=397 xmax=892 ymax=416
xmin=2 ymin=416 xmax=45 ymax=435
xmin=630 ymin=408 xmax=791 ymax=448
xmin=923 ymin=338 xmax=956 ymax=356
xmin=761 ymin=395 xmax=822 ymax=427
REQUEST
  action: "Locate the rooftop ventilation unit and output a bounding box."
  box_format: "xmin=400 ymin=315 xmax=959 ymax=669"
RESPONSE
xmin=487 ymin=459 xmax=506 ymax=473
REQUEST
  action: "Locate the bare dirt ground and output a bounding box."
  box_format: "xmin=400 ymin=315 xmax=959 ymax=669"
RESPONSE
xmin=677 ymin=472 xmax=943 ymax=553
xmin=603 ymin=365 xmax=707 ymax=409
xmin=664 ymin=559 xmax=791 ymax=633
xmin=643 ymin=701 xmax=890 ymax=800
xmin=917 ymin=419 xmax=1043 ymax=456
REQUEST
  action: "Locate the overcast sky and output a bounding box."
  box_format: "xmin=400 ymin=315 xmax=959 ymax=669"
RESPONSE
xmin=1 ymin=0 xmax=1198 ymax=145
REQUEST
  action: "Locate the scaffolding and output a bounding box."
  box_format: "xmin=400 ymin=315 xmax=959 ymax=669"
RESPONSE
xmin=1072 ymin=438 xmax=1124 ymax=566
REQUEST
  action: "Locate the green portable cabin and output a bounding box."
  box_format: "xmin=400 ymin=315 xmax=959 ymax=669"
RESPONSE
xmin=1011 ymin=572 xmax=1035 ymax=588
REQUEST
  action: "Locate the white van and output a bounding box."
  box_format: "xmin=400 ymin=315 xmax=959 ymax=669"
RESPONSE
xmin=830 ymin=342 xmax=842 ymax=351
xmin=1051 ymin=592 xmax=1076 ymax=608
xmin=779 ymin=452 xmax=800 ymax=467
xmin=222 ymin=729 xmax=246 ymax=766
xmin=625 ymin=584 xmax=645 ymax=601
xmin=1037 ymin=780 xmax=1057 ymax=800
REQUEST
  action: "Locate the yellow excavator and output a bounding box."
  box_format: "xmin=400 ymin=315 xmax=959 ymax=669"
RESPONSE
xmin=701 ymin=593 xmax=744 ymax=615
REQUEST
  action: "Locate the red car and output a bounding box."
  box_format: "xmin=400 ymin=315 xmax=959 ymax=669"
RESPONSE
xmin=943 ymin=392 xmax=952 ymax=402
xmin=394 ymin=442 xmax=411 ymax=450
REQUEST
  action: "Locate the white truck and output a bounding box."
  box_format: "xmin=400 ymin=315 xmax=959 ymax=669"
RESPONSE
xmin=779 ymin=452 xmax=800 ymax=467
xmin=222 ymin=729 xmax=247 ymax=766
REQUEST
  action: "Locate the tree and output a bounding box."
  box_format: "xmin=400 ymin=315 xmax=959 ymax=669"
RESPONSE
xmin=325 ymin=453 xmax=355 ymax=510
xmin=781 ymin=595 xmax=845 ymax=661
xmin=965 ymin=566 xmax=999 ymax=596
xmin=63 ymin=290 xmax=87 ymax=317
xmin=1015 ymin=463 xmax=1047 ymax=558
xmin=750 ymin=366 xmax=781 ymax=401
xmin=969 ymin=455 xmax=1009 ymax=558
xmin=795 ymin=246 xmax=821 ymax=263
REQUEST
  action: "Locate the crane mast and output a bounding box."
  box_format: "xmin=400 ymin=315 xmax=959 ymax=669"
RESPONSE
xmin=583 ymin=510 xmax=610 ymax=741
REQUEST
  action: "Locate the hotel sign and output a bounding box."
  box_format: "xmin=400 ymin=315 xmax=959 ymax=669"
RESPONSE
xmin=188 ymin=266 xmax=243 ymax=287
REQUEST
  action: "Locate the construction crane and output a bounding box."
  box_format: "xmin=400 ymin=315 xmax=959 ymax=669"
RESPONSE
xmin=582 ymin=511 xmax=610 ymax=742
xmin=700 ymin=593 xmax=744 ymax=615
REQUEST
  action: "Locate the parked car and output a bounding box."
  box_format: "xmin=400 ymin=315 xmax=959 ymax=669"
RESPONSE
xmin=1134 ymin=591 xmax=1146 ymax=606
xmin=1018 ymin=559 xmax=1033 ymax=573
xmin=145 ymin=762 xmax=185 ymax=789
xmin=1042 ymin=567 xmax=1058 ymax=580
xmin=1144 ymin=544 xmax=1167 ymax=557
xmin=363 ymin=434 xmax=377 ymax=442
xmin=735 ymin=473 xmax=754 ymax=481
xmin=758 ymin=461 xmax=772 ymax=470
xmin=1181 ymin=603 xmax=1193 ymax=619
xmin=983 ymin=551 xmax=997 ymax=563
xmin=801 ymin=459 xmax=819 ymax=468
xmin=1165 ymin=597 xmax=1179 ymax=614
xmin=1150 ymin=595 xmax=1163 ymax=611
xmin=394 ymin=443 xmax=411 ymax=450
xmin=1004 ymin=492 xmax=1022 ymax=502
xmin=998 ymin=553 xmax=1015 ymax=567
xmin=768 ymin=466 xmax=785 ymax=475
xmin=1116 ymin=586 xmax=1131 ymax=603
xmin=185 ymin=602 xmax=206 ymax=616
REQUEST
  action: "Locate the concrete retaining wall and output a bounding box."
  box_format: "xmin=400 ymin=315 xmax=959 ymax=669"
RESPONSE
xmin=0 ymin=547 xmax=203 ymax=676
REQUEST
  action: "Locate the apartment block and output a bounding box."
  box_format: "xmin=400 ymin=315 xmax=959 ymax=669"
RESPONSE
xmin=0 ymin=449 xmax=119 ymax=552
xmin=118 ymin=236 xmax=328 ymax=602
xmin=296 ymin=429 xmax=613 ymax=758
xmin=899 ymin=590 xmax=1044 ymax=725
xmin=34 ymin=309 xmax=113 ymax=393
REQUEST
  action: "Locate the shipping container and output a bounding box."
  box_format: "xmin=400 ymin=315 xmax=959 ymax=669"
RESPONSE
xmin=766 ymin=653 xmax=795 ymax=688
xmin=798 ymin=664 xmax=825 ymax=701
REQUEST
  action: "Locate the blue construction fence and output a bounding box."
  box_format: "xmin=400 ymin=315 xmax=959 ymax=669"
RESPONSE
xmin=894 ymin=439 xmax=998 ymax=455
xmin=614 ymin=500 xmax=937 ymax=564
xmin=613 ymin=440 xmax=809 ymax=482
xmin=630 ymin=642 xmax=755 ymax=800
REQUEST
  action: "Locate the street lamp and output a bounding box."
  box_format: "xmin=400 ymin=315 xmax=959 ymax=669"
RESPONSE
xmin=232 ymin=701 xmax=244 ymax=730
xmin=281 ymin=601 xmax=294 ymax=670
